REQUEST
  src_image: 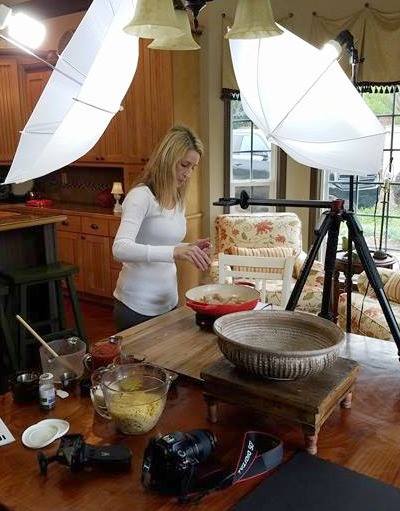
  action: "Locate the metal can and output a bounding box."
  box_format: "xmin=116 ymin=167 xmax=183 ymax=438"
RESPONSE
xmin=39 ymin=372 xmax=56 ymax=410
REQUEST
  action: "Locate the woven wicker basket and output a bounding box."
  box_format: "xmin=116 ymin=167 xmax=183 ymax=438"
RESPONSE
xmin=213 ymin=310 xmax=344 ymax=380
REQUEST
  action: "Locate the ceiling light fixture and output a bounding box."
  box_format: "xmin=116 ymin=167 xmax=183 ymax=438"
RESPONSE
xmin=226 ymin=0 xmax=282 ymax=40
xmin=149 ymin=9 xmax=200 ymax=51
xmin=124 ymin=0 xmax=183 ymax=40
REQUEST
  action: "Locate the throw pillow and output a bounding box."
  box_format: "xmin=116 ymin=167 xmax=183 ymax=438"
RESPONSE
xmin=229 ymin=246 xmax=295 ymax=274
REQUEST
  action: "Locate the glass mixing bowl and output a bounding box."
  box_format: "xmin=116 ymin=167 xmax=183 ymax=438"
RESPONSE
xmin=101 ymin=363 xmax=172 ymax=435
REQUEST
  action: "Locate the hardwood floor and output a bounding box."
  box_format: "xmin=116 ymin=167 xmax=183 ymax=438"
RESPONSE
xmin=64 ymin=298 xmax=116 ymax=344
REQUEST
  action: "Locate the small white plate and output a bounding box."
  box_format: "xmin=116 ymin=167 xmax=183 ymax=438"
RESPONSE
xmin=38 ymin=419 xmax=69 ymax=439
xmin=21 ymin=419 xmax=70 ymax=449
xmin=22 ymin=424 xmax=59 ymax=449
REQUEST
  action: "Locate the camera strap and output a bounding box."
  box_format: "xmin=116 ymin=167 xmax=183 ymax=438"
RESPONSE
xmin=179 ymin=431 xmax=283 ymax=504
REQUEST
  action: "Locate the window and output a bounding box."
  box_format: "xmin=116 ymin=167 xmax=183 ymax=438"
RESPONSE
xmin=229 ymin=100 xmax=276 ymax=213
xmin=324 ymin=90 xmax=400 ymax=255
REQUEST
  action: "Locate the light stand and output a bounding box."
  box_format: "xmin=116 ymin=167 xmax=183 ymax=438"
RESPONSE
xmin=214 ymin=191 xmax=400 ymax=360
xmin=333 ymin=30 xmax=365 ymax=332
xmin=374 ymin=178 xmax=390 ymax=260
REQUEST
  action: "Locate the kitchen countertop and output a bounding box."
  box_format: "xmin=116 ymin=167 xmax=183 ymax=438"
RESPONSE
xmin=0 ymin=201 xmax=120 ymax=220
xmin=0 ymin=208 xmax=66 ymax=232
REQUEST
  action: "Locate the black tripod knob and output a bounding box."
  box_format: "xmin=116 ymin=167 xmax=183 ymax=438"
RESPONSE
xmin=239 ymin=190 xmax=250 ymax=209
xmin=37 ymin=451 xmax=49 ymax=475
xmin=37 ymin=452 xmax=59 ymax=475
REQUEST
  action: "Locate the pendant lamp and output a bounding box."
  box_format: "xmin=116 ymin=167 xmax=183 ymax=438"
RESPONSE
xmin=124 ymin=0 xmax=183 ymax=39
xmin=226 ymin=0 xmax=282 ymax=39
xmin=148 ymin=10 xmax=200 ymax=50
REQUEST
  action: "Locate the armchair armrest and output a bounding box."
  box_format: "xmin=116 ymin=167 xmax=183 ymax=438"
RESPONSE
xmin=293 ymin=251 xmax=324 ymax=287
xmin=357 ymin=268 xmax=395 ymax=297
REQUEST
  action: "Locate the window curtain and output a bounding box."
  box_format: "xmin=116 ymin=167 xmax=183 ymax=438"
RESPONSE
xmin=221 ymin=14 xmax=240 ymax=99
xmin=311 ymin=5 xmax=400 ymax=93
xmin=221 ymin=13 xmax=295 ymax=100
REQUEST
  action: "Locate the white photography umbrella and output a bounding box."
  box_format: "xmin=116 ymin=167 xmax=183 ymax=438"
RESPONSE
xmin=5 ymin=0 xmax=139 ymax=184
xmin=229 ymin=26 xmax=385 ymax=176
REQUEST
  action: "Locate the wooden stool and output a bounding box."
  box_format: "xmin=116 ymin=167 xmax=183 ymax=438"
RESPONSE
xmin=1 ymin=263 xmax=86 ymax=370
xmin=201 ymin=357 xmax=360 ymax=455
xmin=0 ymin=283 xmax=17 ymax=374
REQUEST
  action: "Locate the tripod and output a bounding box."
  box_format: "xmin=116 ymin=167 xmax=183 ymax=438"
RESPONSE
xmin=214 ymin=191 xmax=400 ymax=358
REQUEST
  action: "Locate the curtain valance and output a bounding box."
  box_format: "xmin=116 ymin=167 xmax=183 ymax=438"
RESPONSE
xmin=311 ymin=5 xmax=400 ymax=93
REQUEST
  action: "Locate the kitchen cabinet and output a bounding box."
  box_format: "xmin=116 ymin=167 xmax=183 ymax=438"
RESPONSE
xmin=81 ymin=233 xmax=111 ymax=297
xmin=80 ymin=41 xmax=173 ymax=165
xmin=57 ymin=230 xmax=84 ymax=292
xmin=123 ymin=40 xmax=174 ymax=163
xmin=0 ymin=58 xmax=23 ymax=162
xmin=56 ymin=212 xmax=120 ymax=299
xmin=21 ymin=68 xmax=51 ymax=121
xmin=123 ymin=163 xmax=146 ymax=193
xmin=0 ymin=43 xmax=174 ymax=165
xmin=147 ymin=45 xmax=174 ymax=149
xmin=79 ymin=114 xmax=125 ymax=163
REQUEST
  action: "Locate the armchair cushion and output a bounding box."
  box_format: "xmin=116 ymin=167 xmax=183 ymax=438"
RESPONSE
xmin=337 ymin=291 xmax=397 ymax=341
xmin=357 ymin=268 xmax=394 ymax=297
xmin=384 ymin=272 xmax=400 ymax=303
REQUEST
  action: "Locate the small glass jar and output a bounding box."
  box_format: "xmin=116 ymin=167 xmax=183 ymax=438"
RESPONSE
xmin=39 ymin=372 xmax=56 ymax=410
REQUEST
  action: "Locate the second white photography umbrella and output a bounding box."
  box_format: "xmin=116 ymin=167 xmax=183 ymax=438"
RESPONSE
xmin=5 ymin=0 xmax=139 ymax=184
xmin=229 ymin=26 xmax=385 ymax=176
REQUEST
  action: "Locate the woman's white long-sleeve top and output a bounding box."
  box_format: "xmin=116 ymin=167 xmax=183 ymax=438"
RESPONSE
xmin=113 ymin=185 xmax=186 ymax=316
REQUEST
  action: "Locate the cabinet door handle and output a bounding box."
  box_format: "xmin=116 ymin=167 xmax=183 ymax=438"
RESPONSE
xmin=62 ymin=220 xmax=69 ymax=226
xmin=81 ymin=235 xmax=86 ymax=240
xmin=90 ymin=223 xmax=99 ymax=230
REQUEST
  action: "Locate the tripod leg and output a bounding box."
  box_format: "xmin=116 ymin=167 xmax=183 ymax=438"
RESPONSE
xmin=286 ymin=213 xmax=334 ymax=311
xmin=319 ymin=214 xmax=341 ymax=321
xmin=346 ymin=212 xmax=400 ymax=356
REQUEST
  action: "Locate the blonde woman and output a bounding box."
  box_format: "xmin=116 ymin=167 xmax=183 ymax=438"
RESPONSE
xmin=113 ymin=126 xmax=210 ymax=330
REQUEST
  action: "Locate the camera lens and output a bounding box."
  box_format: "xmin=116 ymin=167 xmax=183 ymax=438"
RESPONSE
xmin=186 ymin=429 xmax=217 ymax=462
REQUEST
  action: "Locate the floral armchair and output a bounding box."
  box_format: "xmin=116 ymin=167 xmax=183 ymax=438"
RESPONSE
xmin=208 ymin=213 xmax=324 ymax=314
xmin=338 ymin=268 xmax=400 ymax=340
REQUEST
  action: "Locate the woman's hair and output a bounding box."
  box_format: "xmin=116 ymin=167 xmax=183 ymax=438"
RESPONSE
xmin=142 ymin=125 xmax=204 ymax=208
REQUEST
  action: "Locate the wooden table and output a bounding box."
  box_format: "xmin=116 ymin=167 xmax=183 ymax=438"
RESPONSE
xmin=1 ymin=309 xmax=400 ymax=510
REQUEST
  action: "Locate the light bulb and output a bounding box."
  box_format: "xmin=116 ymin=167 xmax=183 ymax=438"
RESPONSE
xmin=7 ymin=12 xmax=46 ymax=49
xmin=321 ymin=40 xmax=342 ymax=60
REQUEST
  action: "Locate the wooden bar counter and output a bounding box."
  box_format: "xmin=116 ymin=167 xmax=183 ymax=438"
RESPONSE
xmin=0 ymin=209 xmax=66 ymax=270
xmin=1 ymin=309 xmax=400 ymax=510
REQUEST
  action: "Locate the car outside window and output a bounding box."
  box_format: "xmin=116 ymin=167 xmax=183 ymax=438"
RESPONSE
xmin=230 ymin=100 xmax=276 ymax=213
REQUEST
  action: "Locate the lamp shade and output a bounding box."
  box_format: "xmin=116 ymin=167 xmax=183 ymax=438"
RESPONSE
xmin=124 ymin=0 xmax=182 ymax=39
xmin=148 ymin=10 xmax=200 ymax=51
xmin=111 ymin=181 xmax=123 ymax=195
xmin=226 ymin=0 xmax=282 ymax=40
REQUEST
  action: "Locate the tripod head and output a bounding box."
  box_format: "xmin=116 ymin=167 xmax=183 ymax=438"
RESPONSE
xmin=38 ymin=434 xmax=132 ymax=475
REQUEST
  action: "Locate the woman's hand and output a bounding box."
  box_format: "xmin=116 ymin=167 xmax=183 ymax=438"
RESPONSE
xmin=173 ymin=243 xmax=211 ymax=271
xmin=192 ymin=238 xmax=212 ymax=254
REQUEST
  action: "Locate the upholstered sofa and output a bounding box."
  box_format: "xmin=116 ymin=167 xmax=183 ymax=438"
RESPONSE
xmin=208 ymin=213 xmax=324 ymax=314
xmin=338 ymin=268 xmax=400 ymax=340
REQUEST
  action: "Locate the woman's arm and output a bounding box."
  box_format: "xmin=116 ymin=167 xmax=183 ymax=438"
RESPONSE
xmin=112 ymin=188 xmax=175 ymax=263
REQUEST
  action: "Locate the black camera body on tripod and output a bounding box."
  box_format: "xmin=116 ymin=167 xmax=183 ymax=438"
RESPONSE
xmin=142 ymin=429 xmax=216 ymax=496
